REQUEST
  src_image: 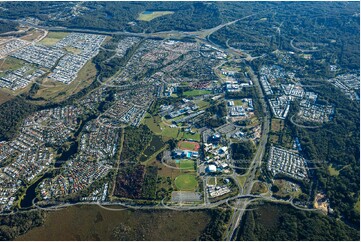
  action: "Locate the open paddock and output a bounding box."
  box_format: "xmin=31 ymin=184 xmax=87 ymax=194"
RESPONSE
xmin=31 ymin=60 xmax=96 ymax=103
xmin=39 ymin=31 xmax=69 ymax=46
xmin=137 ymin=11 xmax=174 ymax=21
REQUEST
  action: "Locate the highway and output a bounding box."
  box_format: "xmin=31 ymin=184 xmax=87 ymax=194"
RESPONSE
xmin=222 ymin=63 xmax=270 ymax=241
xmin=37 ymin=16 xmax=273 ymax=239
xmin=28 ymin=191 xmax=319 ymax=217
xmin=8 ymin=16 xmax=274 ymax=238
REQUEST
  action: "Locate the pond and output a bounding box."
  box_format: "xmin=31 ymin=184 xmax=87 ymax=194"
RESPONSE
xmin=20 ymin=172 xmax=54 ymax=208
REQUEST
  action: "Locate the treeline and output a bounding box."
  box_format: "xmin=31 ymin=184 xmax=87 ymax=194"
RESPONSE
xmin=0 ymin=2 xmax=69 ymax=21
xmin=141 ymin=166 xmax=158 ymax=200
xmin=1 ymin=2 xmax=223 ymax=33
xmin=211 ymin=1 xmax=360 ymax=71
xmin=289 ymin=81 xmax=360 ymax=227
xmin=114 ymin=164 xmax=160 ymax=200
xmin=236 ymin=202 xmax=359 ymax=241
xmin=0 ymin=97 xmax=37 ymax=141
xmin=59 ymin=2 xmax=222 ymax=33
xmin=0 ymin=20 xmax=18 ymax=34
xmin=121 ymin=125 xmax=153 ymax=161
xmin=0 ymin=210 xmax=45 ymax=240
xmin=195 ymin=101 xmax=227 ymax=128
xmin=199 ymin=208 xmax=232 ymax=241
xmin=231 ymin=141 xmax=256 ymax=160
xmin=231 ymin=140 xmax=256 ymax=175
xmin=114 ymin=164 xmax=145 ymax=199
xmin=93 ymin=35 xmax=142 ymax=80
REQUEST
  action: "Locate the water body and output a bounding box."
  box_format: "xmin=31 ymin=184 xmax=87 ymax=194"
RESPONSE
xmin=20 ymin=172 xmax=53 ymax=208
xmin=20 ymin=114 xmax=97 ymax=207
xmin=21 ymin=139 xmax=79 ymax=207
xmin=57 ymin=141 xmax=79 ymax=162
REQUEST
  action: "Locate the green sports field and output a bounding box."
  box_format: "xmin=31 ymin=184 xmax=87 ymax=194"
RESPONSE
xmin=175 ymin=174 xmax=198 ymax=191
xmin=183 ymin=90 xmax=211 ymax=97
xmin=177 ymin=159 xmax=195 ymax=171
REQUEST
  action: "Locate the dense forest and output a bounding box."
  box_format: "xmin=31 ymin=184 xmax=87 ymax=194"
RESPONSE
xmin=199 ymin=208 xmax=232 ymax=241
xmin=121 ymin=125 xmax=153 ymax=161
xmin=0 ymin=2 xmax=70 ymax=20
xmin=231 ymin=141 xmax=256 ymax=160
xmin=236 ymin=202 xmax=359 ymax=241
xmin=194 ymin=101 xmax=227 ymax=128
xmin=0 ymin=20 xmax=18 ymax=34
xmin=93 ymin=35 xmax=142 ymax=80
xmin=114 ymin=164 xmax=145 ymax=199
xmin=0 ymin=2 xmax=222 ymax=33
xmin=211 ymin=2 xmax=360 ymax=71
xmin=60 ymin=2 xmax=222 ymax=33
xmin=231 ymin=141 xmax=256 ymax=175
xmin=0 ymin=210 xmax=44 ymax=240
xmin=286 ymin=80 xmax=360 ymax=227
xmin=0 ymin=97 xmax=37 ymax=141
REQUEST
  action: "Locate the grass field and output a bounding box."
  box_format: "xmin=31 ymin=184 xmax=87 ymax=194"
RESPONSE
xmin=233 ymin=100 xmax=243 ymax=106
xmin=269 ymin=134 xmax=279 ymax=144
xmin=0 ymin=89 xmax=14 ymax=105
xmin=39 ymin=31 xmax=69 ymax=46
xmin=65 ymin=46 xmax=82 ymax=55
xmin=251 ymin=182 xmax=268 ymax=195
xmin=175 ymin=174 xmax=198 ymax=191
xmin=0 ymin=57 xmax=26 ymax=72
xmin=143 ymin=114 xmax=185 ymax=141
xmin=161 ymin=126 xmax=181 ymax=140
xmin=250 ymin=116 xmax=259 ymax=125
xmin=328 ymin=164 xmax=339 ymax=176
xmin=236 ymin=174 xmax=248 ymax=188
xmin=271 ymin=119 xmax=284 ymax=132
xmin=183 ymin=90 xmax=211 ymax=97
xmin=194 ymin=100 xmax=210 ymax=109
xmin=143 ymin=114 xmax=162 ymax=133
xmin=273 ymin=179 xmax=301 ymax=198
xmin=177 ymin=141 xmax=200 ymax=151
xmin=32 ymin=60 xmax=96 ymax=103
xmin=180 ymin=132 xmax=201 ymax=142
xmin=137 ymin=11 xmax=174 ymax=21
xmin=143 ymin=114 xmax=201 ymax=142
xmin=149 ymin=159 xmax=181 ymax=180
xmin=177 ymin=159 xmax=195 ymax=171
xmin=207 ymin=177 xmax=216 ymax=186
